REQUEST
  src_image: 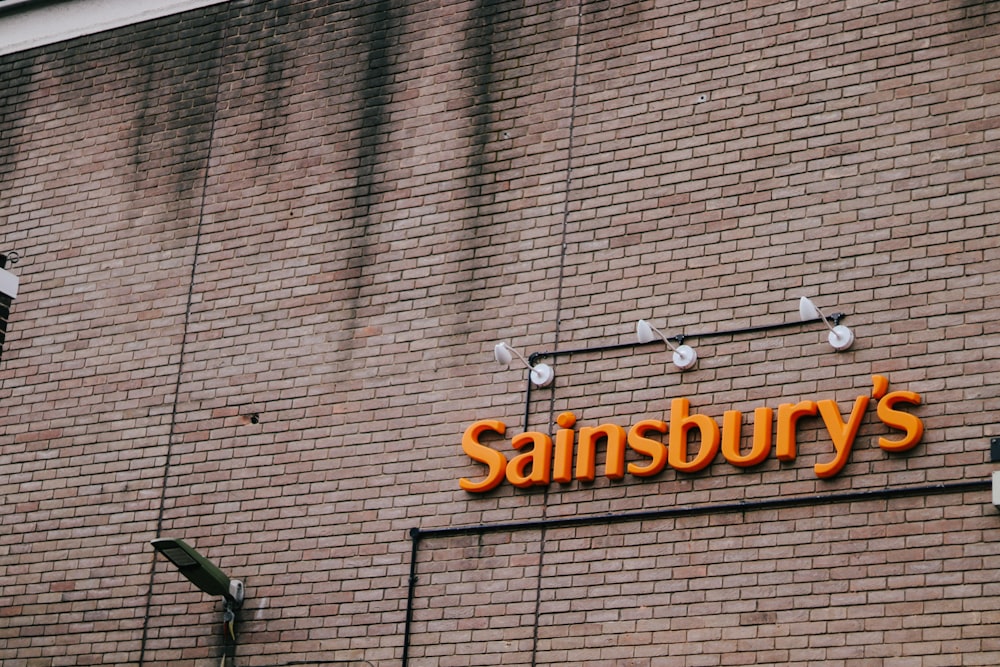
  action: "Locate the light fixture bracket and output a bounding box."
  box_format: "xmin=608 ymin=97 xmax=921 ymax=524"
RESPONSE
xmin=798 ymin=296 xmax=854 ymax=351
xmin=0 ymin=251 xmax=19 ymax=270
xmin=827 ymin=324 xmax=855 ymax=351
xmin=635 ymin=319 xmax=698 ymax=370
xmin=494 ymin=342 xmax=554 ymax=387
xmin=529 ymin=363 xmax=554 ymax=387
xmin=671 ymin=344 xmax=698 ymax=370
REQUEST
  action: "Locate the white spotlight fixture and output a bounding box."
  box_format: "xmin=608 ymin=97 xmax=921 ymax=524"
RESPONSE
xmin=493 ymin=342 xmax=554 ymax=387
xmin=635 ymin=319 xmax=698 ymax=370
xmin=798 ymin=296 xmax=854 ymax=351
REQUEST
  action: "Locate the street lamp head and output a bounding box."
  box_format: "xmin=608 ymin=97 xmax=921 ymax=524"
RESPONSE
xmin=151 ymin=537 xmax=244 ymax=607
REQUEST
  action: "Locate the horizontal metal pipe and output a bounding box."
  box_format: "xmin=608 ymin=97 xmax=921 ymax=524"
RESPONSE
xmin=411 ymin=480 xmax=989 ymax=541
xmin=527 ymin=314 xmax=843 ymax=365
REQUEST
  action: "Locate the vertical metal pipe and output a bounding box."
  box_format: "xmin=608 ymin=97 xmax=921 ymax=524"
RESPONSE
xmin=401 ymin=528 xmax=421 ymax=667
xmin=523 ymin=377 xmax=533 ymax=432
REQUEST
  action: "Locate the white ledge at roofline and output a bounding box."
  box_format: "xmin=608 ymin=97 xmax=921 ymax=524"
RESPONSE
xmin=0 ymin=0 xmax=231 ymax=56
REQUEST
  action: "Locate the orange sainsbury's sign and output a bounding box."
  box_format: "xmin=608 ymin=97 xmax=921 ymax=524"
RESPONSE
xmin=459 ymin=375 xmax=923 ymax=492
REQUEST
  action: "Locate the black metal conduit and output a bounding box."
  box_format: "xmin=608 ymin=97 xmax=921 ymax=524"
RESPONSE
xmin=401 ymin=479 xmax=990 ymax=666
xmin=519 ymin=314 xmax=843 ymax=431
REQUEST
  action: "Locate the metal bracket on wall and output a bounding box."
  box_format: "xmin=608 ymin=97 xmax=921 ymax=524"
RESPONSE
xmin=0 ymin=251 xmax=19 ymax=269
xmin=991 ymin=437 xmax=1000 ymax=463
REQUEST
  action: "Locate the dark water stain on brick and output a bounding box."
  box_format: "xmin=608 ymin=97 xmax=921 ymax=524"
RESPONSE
xmin=338 ymin=0 xmax=396 ymax=336
xmin=0 ymin=52 xmax=35 ymax=190
xmin=228 ymin=0 xmax=294 ymax=175
xmin=351 ymin=0 xmax=392 ymax=225
xmin=445 ymin=0 xmax=502 ymax=322
xmin=127 ymin=8 xmax=227 ymax=239
xmin=465 ymin=0 xmax=499 ymax=205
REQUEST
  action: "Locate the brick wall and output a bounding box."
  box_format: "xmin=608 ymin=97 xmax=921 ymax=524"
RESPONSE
xmin=0 ymin=0 xmax=998 ymax=665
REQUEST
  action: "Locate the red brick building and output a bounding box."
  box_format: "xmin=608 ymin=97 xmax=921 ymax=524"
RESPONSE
xmin=1 ymin=0 xmax=998 ymax=665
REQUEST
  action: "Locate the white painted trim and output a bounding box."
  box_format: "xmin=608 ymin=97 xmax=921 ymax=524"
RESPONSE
xmin=0 ymin=0 xmax=231 ymax=56
xmin=0 ymin=267 xmax=18 ymax=299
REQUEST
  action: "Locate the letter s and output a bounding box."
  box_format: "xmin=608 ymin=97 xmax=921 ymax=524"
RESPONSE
xmin=627 ymin=419 xmax=668 ymax=477
xmin=877 ymin=390 xmax=923 ymax=452
xmin=459 ymin=420 xmax=508 ymax=492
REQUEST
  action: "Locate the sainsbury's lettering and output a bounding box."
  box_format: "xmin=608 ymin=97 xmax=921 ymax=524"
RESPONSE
xmin=459 ymin=375 xmax=923 ymax=492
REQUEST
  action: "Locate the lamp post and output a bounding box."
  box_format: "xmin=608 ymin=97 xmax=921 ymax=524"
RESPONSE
xmin=151 ymin=537 xmax=245 ymax=665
